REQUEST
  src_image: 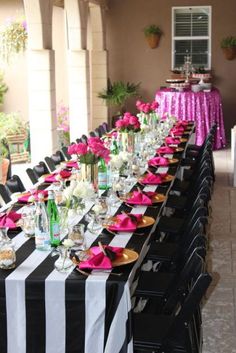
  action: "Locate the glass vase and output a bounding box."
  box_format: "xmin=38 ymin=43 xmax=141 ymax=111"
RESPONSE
xmin=52 ymin=246 xmax=74 ymax=273
xmin=120 ymin=132 xmax=135 ymax=154
xmin=80 ymin=163 xmax=98 ymax=190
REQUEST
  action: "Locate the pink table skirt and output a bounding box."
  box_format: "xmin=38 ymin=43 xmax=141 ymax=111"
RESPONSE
xmin=155 ymin=88 xmax=226 ymax=149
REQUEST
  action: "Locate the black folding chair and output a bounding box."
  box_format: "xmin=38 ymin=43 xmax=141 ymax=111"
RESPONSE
xmin=133 ymin=272 xmax=212 ymax=353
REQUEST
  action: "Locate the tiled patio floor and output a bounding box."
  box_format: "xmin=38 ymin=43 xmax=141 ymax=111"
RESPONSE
xmin=203 ymin=148 xmax=236 ymax=353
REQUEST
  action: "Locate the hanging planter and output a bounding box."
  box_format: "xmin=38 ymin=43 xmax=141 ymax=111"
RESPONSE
xmin=0 ymin=17 xmax=28 ymax=63
xmin=143 ymin=24 xmax=162 ymax=49
xmin=221 ymin=36 xmax=236 ymax=60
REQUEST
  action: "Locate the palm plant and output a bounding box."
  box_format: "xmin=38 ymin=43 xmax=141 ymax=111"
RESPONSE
xmin=98 ymin=79 xmax=140 ymax=114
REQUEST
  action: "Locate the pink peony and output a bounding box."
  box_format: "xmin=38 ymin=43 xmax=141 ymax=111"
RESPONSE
xmin=150 ymin=101 xmax=159 ymax=110
xmin=67 ymin=144 xmax=77 ymax=155
xmin=115 ymin=119 xmax=126 ymax=129
xmin=129 ymin=115 xmax=139 ymax=125
xmin=74 ymin=143 xmax=88 ymax=155
xmin=88 ymin=137 xmax=102 ymax=146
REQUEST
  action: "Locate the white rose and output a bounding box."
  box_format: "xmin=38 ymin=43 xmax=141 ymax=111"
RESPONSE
xmin=62 ymin=239 xmax=75 ymax=248
xmin=92 ymin=204 xmax=103 ymax=215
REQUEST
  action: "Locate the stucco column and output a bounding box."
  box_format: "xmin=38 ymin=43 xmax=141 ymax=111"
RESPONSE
xmin=28 ymin=49 xmax=57 ymax=164
xmin=90 ymin=49 xmax=108 ymax=129
xmin=67 ymin=49 xmax=90 ymax=141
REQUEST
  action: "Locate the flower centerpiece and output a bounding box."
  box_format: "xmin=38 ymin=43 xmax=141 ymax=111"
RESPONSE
xmin=136 ymin=100 xmax=159 ymax=130
xmin=67 ymin=137 xmax=110 ymax=187
xmin=0 ymin=17 xmax=28 ymax=63
xmin=115 ymin=112 xmax=140 ymax=153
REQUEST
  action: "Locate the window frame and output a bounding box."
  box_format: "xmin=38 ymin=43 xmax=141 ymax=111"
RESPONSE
xmin=171 ymin=6 xmax=212 ymax=70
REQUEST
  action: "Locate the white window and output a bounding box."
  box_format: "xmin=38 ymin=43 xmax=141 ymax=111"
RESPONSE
xmin=172 ymin=6 xmax=211 ymax=70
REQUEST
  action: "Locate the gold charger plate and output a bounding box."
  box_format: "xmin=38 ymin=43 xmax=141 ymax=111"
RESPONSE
xmin=105 ymin=215 xmax=155 ymax=230
xmin=112 ymin=248 xmax=139 ymax=267
xmin=169 ymin=158 xmax=179 ymax=164
xmin=175 ymin=147 xmax=184 ymax=153
xmin=123 ymin=192 xmax=166 ymax=204
xmin=139 ymin=174 xmax=174 ymax=185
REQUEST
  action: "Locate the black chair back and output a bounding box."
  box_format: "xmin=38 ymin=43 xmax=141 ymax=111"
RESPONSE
xmin=5 ymin=175 xmax=26 ymax=194
xmin=0 ymin=184 xmax=11 ymax=204
xmin=45 ymin=156 xmax=56 ymax=172
xmin=61 ymin=146 xmax=71 ymax=160
xmin=33 ymin=161 xmax=49 ymax=178
xmin=26 ymin=168 xmax=38 ymax=184
xmin=81 ymin=135 xmax=88 ymax=144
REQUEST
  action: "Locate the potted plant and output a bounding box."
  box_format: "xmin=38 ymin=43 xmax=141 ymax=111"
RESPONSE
xmin=143 ymin=24 xmax=162 ymax=49
xmin=221 ymin=36 xmax=236 ymax=60
xmin=98 ymin=79 xmax=140 ymax=127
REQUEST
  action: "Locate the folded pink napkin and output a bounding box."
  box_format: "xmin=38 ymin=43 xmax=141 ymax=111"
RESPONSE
xmin=44 ymin=170 xmax=71 ymax=183
xmin=141 ymin=172 xmax=167 ymax=185
xmin=108 ymin=213 xmax=143 ymax=232
xmin=170 ymin=127 xmax=184 ymax=136
xmin=156 ymin=146 xmax=175 ymax=154
xmin=148 ymin=156 xmax=169 ymax=167
xmin=0 ymin=211 xmax=21 ymax=229
xmin=18 ymin=190 xmax=48 ymax=203
xmin=175 ymin=120 xmax=189 ymax=127
xmin=79 ymin=246 xmax=123 ymax=269
xmin=165 ymin=137 xmax=181 ymax=145
xmin=126 ymin=190 xmax=156 ymax=205
xmin=66 ymin=161 xmax=78 ymax=169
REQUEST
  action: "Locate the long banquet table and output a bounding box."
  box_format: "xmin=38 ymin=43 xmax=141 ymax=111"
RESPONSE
xmin=155 ymin=88 xmax=226 ymax=149
xmin=0 ymin=132 xmax=192 ymax=353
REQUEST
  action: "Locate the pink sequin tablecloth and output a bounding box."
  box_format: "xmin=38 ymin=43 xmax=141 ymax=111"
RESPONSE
xmin=155 ymin=88 xmax=226 ymax=149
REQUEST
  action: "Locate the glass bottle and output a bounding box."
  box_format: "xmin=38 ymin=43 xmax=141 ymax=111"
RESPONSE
xmin=98 ymin=158 xmax=108 ymax=190
xmin=47 ymin=190 xmax=60 ymax=247
xmin=110 ymin=136 xmax=119 ymax=155
xmin=34 ymin=193 xmax=51 ymax=251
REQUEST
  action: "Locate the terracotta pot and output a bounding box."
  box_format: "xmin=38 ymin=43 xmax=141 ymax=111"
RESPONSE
xmin=222 ymin=47 xmax=236 ymax=60
xmin=0 ymin=158 xmax=10 ymax=184
xmin=146 ymin=34 xmax=161 ymax=49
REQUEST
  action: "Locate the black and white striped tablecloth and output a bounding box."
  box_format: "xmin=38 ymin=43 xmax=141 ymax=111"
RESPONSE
xmin=0 ymin=153 xmax=185 ymax=353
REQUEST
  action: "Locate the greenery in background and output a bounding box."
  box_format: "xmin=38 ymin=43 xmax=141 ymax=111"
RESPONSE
xmin=221 ymin=36 xmax=236 ymax=48
xmin=0 ymin=112 xmax=27 ymax=136
xmin=143 ymin=24 xmax=162 ymax=37
xmin=0 ymin=112 xmax=28 ymax=157
xmin=98 ymin=79 xmax=140 ymax=114
xmin=0 ymin=73 xmax=8 ymax=105
xmin=0 ymin=17 xmax=28 ymax=63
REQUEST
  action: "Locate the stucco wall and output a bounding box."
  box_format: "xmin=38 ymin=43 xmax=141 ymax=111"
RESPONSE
xmin=0 ymin=0 xmax=28 ymax=120
xmin=106 ymin=0 xmax=236 ymax=139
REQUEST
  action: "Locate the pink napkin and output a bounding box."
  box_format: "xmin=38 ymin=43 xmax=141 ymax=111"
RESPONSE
xmin=108 ymin=213 xmax=143 ymax=232
xmin=175 ymin=120 xmax=189 ymax=127
xmin=165 ymin=137 xmax=181 ymax=145
xmin=18 ymin=190 xmax=48 ymax=203
xmin=79 ymin=246 xmax=123 ymax=269
xmin=0 ymin=211 xmax=21 ymax=229
xmin=148 ymin=156 xmax=169 ymax=167
xmin=156 ymin=146 xmax=175 ymax=154
xmin=141 ymin=171 xmax=167 ymax=185
xmin=44 ymin=170 xmax=71 ymax=183
xmin=126 ymin=190 xmax=156 ymax=205
xmin=170 ymin=127 xmax=184 ymax=136
xmin=66 ymin=161 xmax=78 ymax=169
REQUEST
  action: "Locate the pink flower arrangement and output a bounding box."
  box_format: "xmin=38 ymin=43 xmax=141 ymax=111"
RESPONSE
xmin=115 ymin=112 xmax=141 ymax=132
xmin=136 ymin=100 xmax=159 ymax=114
xmin=68 ymin=137 xmax=110 ymax=164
